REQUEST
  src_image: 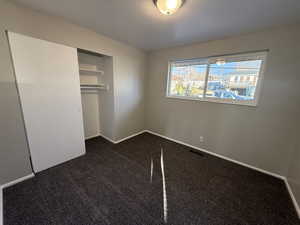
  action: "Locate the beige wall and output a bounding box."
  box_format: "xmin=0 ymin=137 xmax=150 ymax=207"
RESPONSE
xmin=0 ymin=1 xmax=146 ymax=184
xmin=100 ymin=56 xmax=115 ymax=140
xmin=146 ymin=24 xmax=300 ymax=177
xmin=287 ymin=146 xmax=300 ymax=214
xmin=0 ymin=28 xmax=32 ymax=185
xmin=114 ymin=54 xmax=146 ymax=140
xmin=287 ymin=127 xmax=300 ymax=213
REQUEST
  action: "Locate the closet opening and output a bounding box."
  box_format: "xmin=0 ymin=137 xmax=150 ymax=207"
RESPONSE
xmin=77 ymin=49 xmax=114 ymax=141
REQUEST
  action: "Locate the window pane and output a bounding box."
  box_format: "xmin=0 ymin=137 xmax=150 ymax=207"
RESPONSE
xmin=169 ymin=63 xmax=207 ymax=98
xmin=206 ymin=60 xmax=262 ymax=101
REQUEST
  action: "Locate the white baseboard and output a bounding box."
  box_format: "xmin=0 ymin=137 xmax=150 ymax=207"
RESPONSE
xmin=1 ymin=130 xmax=299 ymax=222
xmin=86 ymin=133 xmax=115 ymax=143
xmin=114 ymin=130 xmax=146 ymax=144
xmin=1 ymin=173 xmax=35 ymax=189
xmin=99 ymin=133 xmax=116 ymax=144
xmin=85 ymin=133 xmax=101 ymax=140
xmin=284 ymin=178 xmax=300 ymax=218
xmin=0 ymin=186 xmax=2 ymax=225
xmin=92 ymin=129 xmax=284 ymax=181
xmin=99 ymin=130 xmax=146 ymax=144
xmin=144 ymin=130 xmax=300 ymax=218
xmin=0 ymin=173 xmax=35 ymax=225
xmin=144 ymin=130 xmax=284 ymax=180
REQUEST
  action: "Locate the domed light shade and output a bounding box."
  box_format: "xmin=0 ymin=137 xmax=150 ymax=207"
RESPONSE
xmin=216 ymin=59 xmax=226 ymax=66
xmin=153 ymin=0 xmax=184 ymax=15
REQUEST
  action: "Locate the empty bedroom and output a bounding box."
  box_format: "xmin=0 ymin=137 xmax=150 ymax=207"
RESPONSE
xmin=0 ymin=0 xmax=300 ymax=224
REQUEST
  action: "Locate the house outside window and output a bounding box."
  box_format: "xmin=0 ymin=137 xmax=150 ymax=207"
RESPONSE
xmin=166 ymin=51 xmax=267 ymax=106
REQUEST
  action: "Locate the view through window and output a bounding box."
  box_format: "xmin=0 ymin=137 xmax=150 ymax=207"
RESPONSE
xmin=167 ymin=52 xmax=266 ymax=105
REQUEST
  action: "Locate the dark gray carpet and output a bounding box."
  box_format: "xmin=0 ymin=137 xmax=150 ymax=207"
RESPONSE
xmin=4 ymin=132 xmax=300 ymax=225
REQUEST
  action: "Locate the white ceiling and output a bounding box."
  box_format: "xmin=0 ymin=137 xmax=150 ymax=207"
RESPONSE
xmin=12 ymin=0 xmax=300 ymax=50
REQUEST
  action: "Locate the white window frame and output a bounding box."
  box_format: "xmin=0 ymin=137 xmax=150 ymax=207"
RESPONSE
xmin=166 ymin=51 xmax=268 ymax=106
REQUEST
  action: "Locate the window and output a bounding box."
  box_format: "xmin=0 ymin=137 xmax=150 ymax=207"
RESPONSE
xmin=167 ymin=51 xmax=267 ymax=106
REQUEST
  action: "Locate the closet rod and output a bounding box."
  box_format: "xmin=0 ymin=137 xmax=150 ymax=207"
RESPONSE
xmin=80 ymin=84 xmax=108 ymax=91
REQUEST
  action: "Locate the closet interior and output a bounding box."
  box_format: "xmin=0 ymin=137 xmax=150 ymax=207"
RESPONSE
xmin=78 ymin=49 xmax=114 ymax=140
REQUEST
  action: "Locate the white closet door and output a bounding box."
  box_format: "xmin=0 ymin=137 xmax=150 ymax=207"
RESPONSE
xmin=8 ymin=32 xmax=86 ymax=173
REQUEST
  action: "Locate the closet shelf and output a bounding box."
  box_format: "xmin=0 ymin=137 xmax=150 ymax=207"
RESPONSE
xmin=79 ymin=64 xmax=104 ymax=74
xmin=80 ymin=84 xmax=109 ymax=91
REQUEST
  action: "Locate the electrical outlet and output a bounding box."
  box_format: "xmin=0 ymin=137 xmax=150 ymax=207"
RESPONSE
xmin=200 ymin=136 xmax=204 ymax=143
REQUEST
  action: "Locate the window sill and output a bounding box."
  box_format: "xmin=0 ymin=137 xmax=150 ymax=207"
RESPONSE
xmin=165 ymin=95 xmax=258 ymax=107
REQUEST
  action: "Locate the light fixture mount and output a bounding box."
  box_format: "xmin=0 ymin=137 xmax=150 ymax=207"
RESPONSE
xmin=153 ymin=0 xmax=186 ymax=15
xmin=216 ymin=59 xmax=226 ymax=66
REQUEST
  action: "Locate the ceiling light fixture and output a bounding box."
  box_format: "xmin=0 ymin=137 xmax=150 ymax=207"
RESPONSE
xmin=216 ymin=59 xmax=226 ymax=66
xmin=153 ymin=0 xmax=185 ymax=15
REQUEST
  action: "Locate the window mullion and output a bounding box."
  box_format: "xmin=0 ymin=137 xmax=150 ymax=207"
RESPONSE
xmin=203 ymin=63 xmax=210 ymax=99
